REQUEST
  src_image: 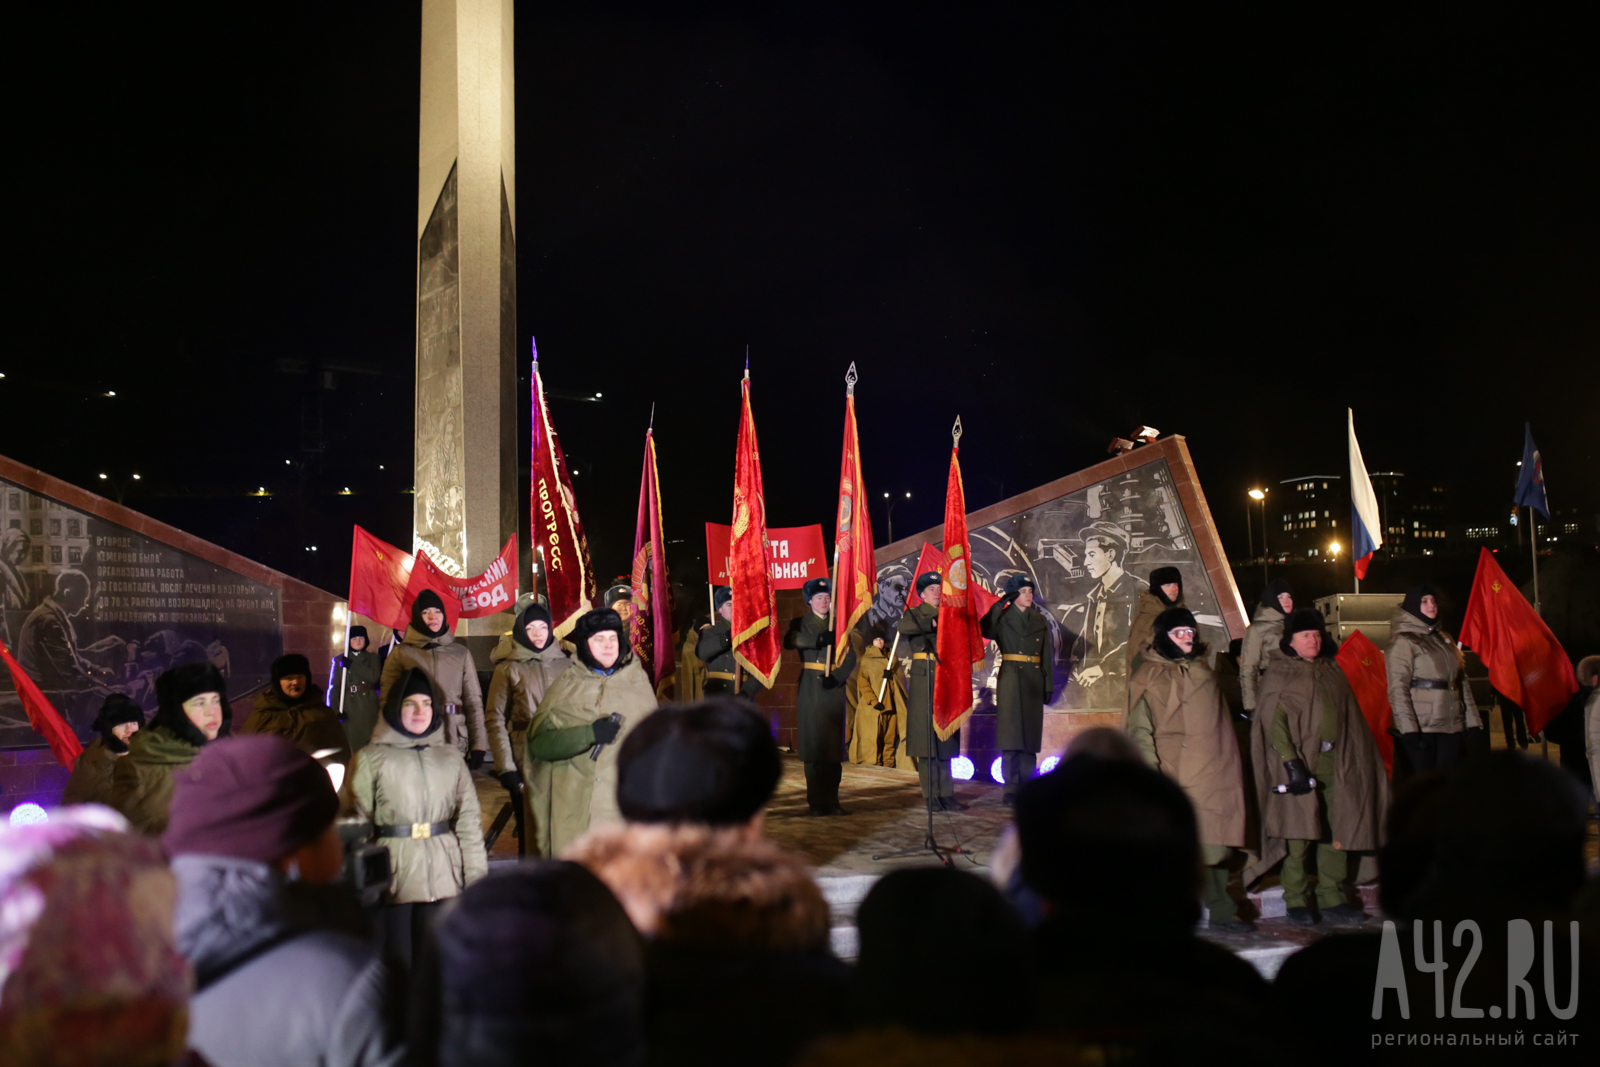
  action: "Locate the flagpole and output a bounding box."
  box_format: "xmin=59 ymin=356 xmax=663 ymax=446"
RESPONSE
xmin=825 ymin=363 xmax=857 ymax=674
xmin=1529 ymin=506 xmax=1541 ymax=615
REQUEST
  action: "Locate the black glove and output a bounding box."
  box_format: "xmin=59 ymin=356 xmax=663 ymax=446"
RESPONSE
xmin=466 ymin=750 xmax=487 ymax=771
xmin=872 ymin=701 xmax=884 ymax=711
xmin=590 ymin=717 xmax=621 ymax=745
xmin=816 ymin=631 xmax=836 ymax=650
xmin=1282 ymin=759 xmax=1314 ymax=796
xmin=1395 ymin=732 xmax=1435 ymax=769
xmin=1001 ymin=589 xmax=1019 ymax=605
xmin=498 ymin=770 xmax=523 ymax=795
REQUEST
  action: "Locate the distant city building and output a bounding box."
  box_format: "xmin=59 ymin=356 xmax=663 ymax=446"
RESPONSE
xmin=1276 ymin=475 xmax=1344 ymax=558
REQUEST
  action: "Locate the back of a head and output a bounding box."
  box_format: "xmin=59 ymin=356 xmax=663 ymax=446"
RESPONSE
xmin=1015 ymin=755 xmax=1200 ymax=931
xmin=414 ymin=861 xmax=646 ymax=1067
xmin=617 ymin=700 xmax=780 ymax=825
xmin=854 ymin=867 xmax=1030 ymax=1035
xmin=164 ymin=734 xmax=339 ymax=865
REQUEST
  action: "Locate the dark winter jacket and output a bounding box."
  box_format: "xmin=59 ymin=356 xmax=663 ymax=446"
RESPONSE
xmin=981 ymin=599 xmax=1054 ymax=753
xmin=898 ymin=603 xmax=958 ymax=759
xmin=783 ymin=610 xmax=856 ymax=763
xmin=108 ymin=724 xmax=202 ymax=835
xmin=61 ymin=736 xmax=121 ymax=806
xmin=172 ymin=854 xmax=403 ymax=1067
xmin=333 ymin=648 xmax=383 ymax=753
xmin=241 ymin=686 xmax=352 ymax=763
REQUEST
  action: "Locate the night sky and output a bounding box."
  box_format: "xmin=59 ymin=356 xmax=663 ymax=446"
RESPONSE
xmin=8 ymin=2 xmax=1596 ymax=593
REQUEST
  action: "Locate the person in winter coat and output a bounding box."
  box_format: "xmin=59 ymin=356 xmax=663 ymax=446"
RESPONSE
xmin=982 ymin=573 xmax=1055 ymax=804
xmin=566 ymin=699 xmax=848 ymax=1067
xmin=695 ymin=586 xmax=763 ymax=699
xmin=342 ymin=668 xmax=488 ymax=972
xmin=1582 ymin=656 xmax=1600 ymax=803
xmin=900 ymin=572 xmax=963 ymax=811
xmin=1239 ymin=578 xmax=1294 ymax=716
xmin=850 ymin=623 xmax=911 ymax=768
xmin=1126 ymin=607 xmax=1249 ymax=929
xmin=109 ymin=661 xmax=231 ymax=835
xmin=525 ymin=607 xmax=659 ymax=856
xmin=166 ymin=734 xmax=404 ymax=1067
xmin=1128 ymin=565 xmax=1184 ymax=670
xmin=1244 ymin=609 xmax=1389 ymax=926
xmin=61 ymin=692 xmax=143 ymax=806
xmin=485 ymin=601 xmax=571 ymax=797
xmin=680 ymin=611 xmax=711 ymax=703
xmin=1385 ymin=583 xmax=1483 ymax=774
xmin=0 ymin=806 xmax=191 ymax=1067
xmin=333 ymin=625 xmax=383 ymax=753
xmin=379 ymin=590 xmax=488 ymax=766
xmin=241 ymin=653 xmax=351 ymax=763
xmin=784 ymin=577 xmax=858 ymax=816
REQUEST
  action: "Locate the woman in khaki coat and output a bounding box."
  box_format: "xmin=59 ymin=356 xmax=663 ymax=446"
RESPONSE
xmin=525 ymin=608 xmax=658 ymax=857
xmin=850 ymin=624 xmax=912 ymax=768
xmin=1126 ymin=607 xmax=1248 ymax=928
xmin=342 ymin=667 xmax=486 ymax=972
xmin=1385 ymin=583 xmax=1482 ymax=774
xmin=379 ymin=589 xmax=488 ymax=766
xmin=485 ymin=600 xmax=572 ymax=811
xmin=1239 ymin=578 xmax=1294 ymax=716
xmin=62 ymin=694 xmax=145 ymax=806
xmin=1127 ymin=565 xmax=1184 ymax=671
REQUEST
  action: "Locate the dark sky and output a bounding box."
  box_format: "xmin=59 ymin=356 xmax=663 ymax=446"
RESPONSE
xmin=7 ymin=2 xmax=1596 ymax=592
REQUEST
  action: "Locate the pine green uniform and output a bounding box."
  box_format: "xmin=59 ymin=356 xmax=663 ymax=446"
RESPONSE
xmin=332 ymin=648 xmax=383 ymax=753
xmin=982 ymin=598 xmax=1054 ymax=796
xmin=784 ymin=611 xmax=856 ymax=812
xmin=898 ymin=603 xmax=958 ymax=804
xmin=695 ymin=617 xmax=764 ymax=700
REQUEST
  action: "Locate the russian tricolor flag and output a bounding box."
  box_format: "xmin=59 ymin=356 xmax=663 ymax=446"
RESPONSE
xmin=1348 ymin=409 xmax=1383 ymax=580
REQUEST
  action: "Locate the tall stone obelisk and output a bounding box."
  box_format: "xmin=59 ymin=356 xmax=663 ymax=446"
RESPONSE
xmin=415 ymin=0 xmax=517 ymax=635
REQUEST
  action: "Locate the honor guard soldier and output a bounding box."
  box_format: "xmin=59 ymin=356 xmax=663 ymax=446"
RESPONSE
xmin=982 ymin=573 xmax=1055 ymax=805
xmin=695 ymin=587 xmax=763 ymax=699
xmin=784 ymin=577 xmax=857 ymax=816
xmin=899 ymin=572 xmax=965 ymax=811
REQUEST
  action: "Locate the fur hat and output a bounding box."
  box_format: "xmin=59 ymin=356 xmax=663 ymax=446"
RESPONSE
xmin=1259 ymin=578 xmax=1294 ymax=613
xmin=604 ymin=584 xmax=634 ymax=610
xmin=712 ymin=585 xmax=732 ymax=611
xmin=382 ymin=667 xmax=441 ymax=738
xmin=616 ymin=700 xmax=780 ymax=825
xmin=164 ymin=734 xmax=340 ymax=865
xmin=1151 ymin=607 xmax=1204 ymax=661
xmin=572 ymin=608 xmax=631 ymax=672
xmin=1400 ymin=583 xmax=1438 ymax=626
xmin=91 ymin=693 xmax=145 ymax=753
xmin=1003 ymin=573 xmax=1035 ymax=596
xmin=411 ymin=589 xmax=449 ymax=636
xmin=801 ymin=577 xmax=831 ymax=602
xmin=347 ymin=625 xmax=369 ymax=644
xmin=865 ymin=621 xmax=888 ymax=645
xmin=1278 ymin=608 xmax=1331 ymax=656
xmin=152 ymin=662 xmax=232 ymax=747
xmin=270 ymin=653 xmax=311 ymax=688
xmin=914 ymin=571 xmax=940 ymax=595
xmin=1578 ymin=656 xmax=1600 ymax=689
xmin=1148 ymin=566 xmax=1182 ymax=606
xmin=513 ymin=601 xmax=555 ymax=652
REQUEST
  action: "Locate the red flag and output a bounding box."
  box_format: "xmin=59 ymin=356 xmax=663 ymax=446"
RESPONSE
xmin=704 ymin=524 xmax=828 ymax=589
xmin=1459 ymin=547 xmax=1577 ymax=737
xmin=630 ymin=429 xmax=675 ymax=696
xmin=1336 ymin=630 xmax=1394 ymax=778
xmin=730 ymin=371 xmax=781 ymax=688
xmin=905 ymin=541 xmax=1000 ymax=618
xmin=404 ymin=536 xmax=519 ymax=629
xmin=932 ymin=434 xmax=985 ymax=741
xmin=1 ymin=641 xmax=83 ymax=770
xmin=831 ymin=375 xmax=876 ymax=659
xmin=532 ymin=350 xmax=597 ymax=637
xmin=349 ymin=525 xmax=415 ymax=630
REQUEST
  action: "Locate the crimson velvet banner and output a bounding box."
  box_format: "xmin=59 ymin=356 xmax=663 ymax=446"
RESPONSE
xmin=705 ymin=523 xmax=828 ymax=590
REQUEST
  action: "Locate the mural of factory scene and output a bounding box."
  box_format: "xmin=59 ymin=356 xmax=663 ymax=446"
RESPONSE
xmin=0 ymin=477 xmax=281 ymax=749
xmin=873 ymin=456 xmax=1233 ymax=721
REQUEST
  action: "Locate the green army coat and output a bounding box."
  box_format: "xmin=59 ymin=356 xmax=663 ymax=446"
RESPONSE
xmin=784 ymin=611 xmax=856 ymax=763
xmin=485 ymin=635 xmax=571 ymax=773
xmin=108 ymin=725 xmax=201 ymax=836
xmin=1385 ymin=608 xmax=1481 ymax=735
xmin=380 ymin=626 xmax=487 ymax=755
xmin=982 ymin=600 xmax=1054 ymax=752
xmin=525 ymin=657 xmax=658 ymax=857
xmin=62 ymin=736 xmax=120 ymax=807
xmin=897 ymin=603 xmax=958 ymax=760
xmin=1238 ymin=604 xmax=1286 ymax=712
xmin=332 ymin=648 xmax=383 ymax=753
xmin=240 ymin=688 xmax=351 ymax=763
xmin=341 ymin=717 xmax=487 ymax=904
xmin=1127 ymin=649 xmax=1246 ymax=849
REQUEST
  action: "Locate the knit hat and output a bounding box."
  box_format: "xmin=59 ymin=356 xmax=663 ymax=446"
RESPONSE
xmin=1148 ymin=566 xmax=1182 ymax=606
xmin=603 ymin=584 xmax=634 ymax=610
xmin=572 ymin=608 xmax=631 ymax=672
xmin=383 ymin=668 xmax=441 ymax=738
xmin=163 ymin=734 xmax=340 ymax=865
xmin=801 ymin=577 xmax=831 ymax=602
xmin=914 ymin=571 xmax=940 ymax=595
xmin=152 ymin=662 xmax=232 ymax=747
xmin=1259 ymin=578 xmax=1294 ymax=613
xmin=1151 ymin=607 xmax=1203 ymax=661
xmin=271 ymin=653 xmax=311 ymax=688
xmin=91 ymin=693 xmax=145 ymax=753
xmin=1279 ymin=608 xmax=1330 ymax=655
xmin=1400 ymin=583 xmax=1437 ymax=626
xmin=712 ymin=585 xmax=732 ymax=612
xmin=411 ymin=589 xmax=449 ymax=637
xmin=617 ymin=700 xmax=780 ymax=825
xmin=1003 ymin=573 xmax=1035 ymax=596
xmin=348 ymin=625 xmax=369 ymax=644
xmin=513 ymin=602 xmax=555 ymax=652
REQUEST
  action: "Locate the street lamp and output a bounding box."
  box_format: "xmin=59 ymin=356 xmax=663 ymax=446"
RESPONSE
xmin=1329 ymin=541 xmax=1341 ymax=561
xmin=883 ymin=491 xmax=911 ymax=543
xmin=1248 ymin=488 xmax=1268 ymax=582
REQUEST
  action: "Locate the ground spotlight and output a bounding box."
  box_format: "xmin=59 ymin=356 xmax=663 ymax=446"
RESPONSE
xmin=951 ymin=755 xmax=974 ymax=781
xmin=1039 ymin=754 xmax=1061 ymax=775
xmin=9 ymin=802 xmax=48 ymax=826
xmin=990 ymin=756 xmax=1005 ymax=784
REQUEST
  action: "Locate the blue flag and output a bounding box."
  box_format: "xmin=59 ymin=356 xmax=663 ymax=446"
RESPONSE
xmin=1512 ymin=423 xmax=1548 ymax=518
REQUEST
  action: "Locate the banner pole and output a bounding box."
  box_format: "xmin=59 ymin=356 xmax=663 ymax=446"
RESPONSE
xmin=336 ymin=609 xmax=352 ymax=720
xmin=1529 ymin=506 xmax=1541 ymax=615
xmin=825 ymin=544 xmax=840 ymax=673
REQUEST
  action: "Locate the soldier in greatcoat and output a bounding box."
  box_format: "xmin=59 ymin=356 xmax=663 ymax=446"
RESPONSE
xmin=981 ymin=573 xmax=1055 ymax=805
xmin=898 ymin=572 xmax=965 ymax=812
xmin=784 ymin=578 xmax=856 ymax=815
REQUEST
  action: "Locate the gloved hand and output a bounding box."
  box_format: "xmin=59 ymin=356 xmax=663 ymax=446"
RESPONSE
xmin=1001 ymin=589 xmax=1019 ymax=605
xmin=498 ymin=770 xmax=523 ymax=795
xmin=820 ymin=675 xmax=843 ymax=690
xmin=816 ymin=631 xmax=836 ymax=650
xmin=466 ymin=750 xmax=487 ymax=771
xmin=872 ymin=701 xmax=884 ymax=711
xmin=1395 ymin=732 xmax=1434 ymax=769
xmin=591 ymin=717 xmax=621 ymax=745
xmin=1282 ymin=759 xmax=1314 ymax=796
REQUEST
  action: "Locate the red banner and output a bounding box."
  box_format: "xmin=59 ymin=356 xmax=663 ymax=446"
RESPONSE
xmin=932 ymin=439 xmax=985 ymax=741
xmin=532 ymin=351 xmax=597 ymax=636
xmin=1 ymin=640 xmax=82 ymax=769
xmin=831 ymin=384 xmax=875 ymax=659
xmin=348 ymin=525 xmax=415 ymax=630
xmin=729 ymin=372 xmax=782 ymax=688
xmin=404 ymin=536 xmax=519 ymax=628
xmin=906 ymin=541 xmax=999 ymax=617
xmin=632 ymin=430 xmax=675 ymax=695
xmin=1459 ymin=547 xmax=1578 ymax=737
xmin=705 ymin=523 xmax=828 ymax=589
xmin=1336 ymin=630 xmax=1394 ymax=778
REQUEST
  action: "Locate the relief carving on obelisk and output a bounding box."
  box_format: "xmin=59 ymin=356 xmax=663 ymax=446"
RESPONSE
xmin=415 ymin=164 xmax=467 ymax=575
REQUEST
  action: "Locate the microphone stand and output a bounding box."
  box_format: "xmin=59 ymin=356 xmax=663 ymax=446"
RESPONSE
xmin=873 ymin=626 xmax=970 ymax=866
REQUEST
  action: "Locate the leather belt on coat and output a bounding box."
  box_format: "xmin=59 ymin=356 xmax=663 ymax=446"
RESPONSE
xmin=377 ymin=821 xmax=452 ymax=840
xmin=444 ymin=703 xmax=460 ymax=715
xmin=1001 ymin=654 xmax=1041 ymax=664
xmin=707 ymin=671 xmax=736 ymax=681
xmin=1410 ymin=679 xmax=1448 ymax=691
xmin=347 ymin=683 xmax=374 ymax=695
xmin=803 ymin=662 xmax=828 ymax=671
xmin=911 ymin=653 xmax=934 ymax=660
